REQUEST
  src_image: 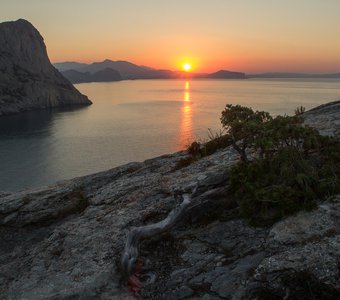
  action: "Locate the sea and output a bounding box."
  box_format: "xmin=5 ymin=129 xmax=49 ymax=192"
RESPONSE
xmin=1 ymin=78 xmax=340 ymax=192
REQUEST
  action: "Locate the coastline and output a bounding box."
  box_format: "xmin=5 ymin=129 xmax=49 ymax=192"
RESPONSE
xmin=0 ymin=100 xmax=339 ymax=299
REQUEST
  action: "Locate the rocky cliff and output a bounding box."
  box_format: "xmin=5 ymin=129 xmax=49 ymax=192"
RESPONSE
xmin=0 ymin=101 xmax=339 ymax=299
xmin=0 ymin=19 xmax=91 ymax=116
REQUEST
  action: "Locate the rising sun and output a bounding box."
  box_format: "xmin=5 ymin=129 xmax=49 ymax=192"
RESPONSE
xmin=183 ymin=63 xmax=191 ymax=72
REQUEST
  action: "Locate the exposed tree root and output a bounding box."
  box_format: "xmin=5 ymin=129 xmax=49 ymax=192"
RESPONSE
xmin=121 ymin=186 xmax=230 ymax=278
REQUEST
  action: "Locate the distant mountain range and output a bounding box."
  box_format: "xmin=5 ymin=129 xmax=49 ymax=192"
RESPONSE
xmin=53 ymin=59 xmax=340 ymax=83
xmin=62 ymin=68 xmax=122 ymax=83
xmin=54 ymin=59 xmax=247 ymax=83
xmin=55 ymin=60 xmax=185 ymax=81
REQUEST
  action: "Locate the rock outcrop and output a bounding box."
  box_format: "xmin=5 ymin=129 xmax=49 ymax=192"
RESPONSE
xmin=0 ymin=19 xmax=91 ymax=116
xmin=0 ymin=101 xmax=339 ymax=299
xmin=304 ymin=100 xmax=340 ymax=137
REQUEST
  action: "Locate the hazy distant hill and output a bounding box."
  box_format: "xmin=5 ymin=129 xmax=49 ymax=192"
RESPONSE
xmin=85 ymin=60 xmax=151 ymax=79
xmin=55 ymin=60 xmax=248 ymax=81
xmin=249 ymin=72 xmax=340 ymax=79
xmin=62 ymin=68 xmax=122 ymax=83
xmin=55 ymin=60 xmax=340 ymax=82
xmin=206 ymin=70 xmax=247 ymax=79
xmin=54 ymin=61 xmax=89 ymax=72
xmin=91 ymin=68 xmax=122 ymax=82
xmin=60 ymin=67 xmax=179 ymax=83
xmin=61 ymin=70 xmax=92 ymax=83
xmin=55 ymin=60 xmax=159 ymax=80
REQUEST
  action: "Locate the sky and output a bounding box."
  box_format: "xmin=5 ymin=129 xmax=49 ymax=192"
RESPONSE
xmin=2 ymin=0 xmax=340 ymax=73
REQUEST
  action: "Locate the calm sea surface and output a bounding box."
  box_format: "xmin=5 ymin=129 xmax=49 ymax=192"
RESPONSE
xmin=1 ymin=78 xmax=340 ymax=191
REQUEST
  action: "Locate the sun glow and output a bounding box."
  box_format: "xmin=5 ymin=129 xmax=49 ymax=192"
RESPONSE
xmin=175 ymin=57 xmax=198 ymax=73
xmin=183 ymin=63 xmax=191 ymax=72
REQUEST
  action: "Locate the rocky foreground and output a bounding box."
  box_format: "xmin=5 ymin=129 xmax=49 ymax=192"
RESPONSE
xmin=0 ymin=101 xmax=340 ymax=299
xmin=0 ymin=19 xmax=91 ymax=116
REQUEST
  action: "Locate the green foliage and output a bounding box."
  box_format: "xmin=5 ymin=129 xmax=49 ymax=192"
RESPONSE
xmin=220 ymin=104 xmax=272 ymax=161
xmin=231 ymin=149 xmax=319 ymax=225
xmin=187 ymin=141 xmax=201 ymax=156
xmin=201 ymin=134 xmax=231 ymax=157
xmin=187 ymin=130 xmax=231 ymax=158
xmin=225 ymin=104 xmax=340 ymax=225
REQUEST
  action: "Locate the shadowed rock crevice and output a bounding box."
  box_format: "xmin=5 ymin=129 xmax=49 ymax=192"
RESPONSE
xmin=250 ymin=271 xmax=340 ymax=300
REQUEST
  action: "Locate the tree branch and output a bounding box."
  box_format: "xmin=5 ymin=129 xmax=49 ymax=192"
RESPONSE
xmin=120 ymin=186 xmax=229 ymax=278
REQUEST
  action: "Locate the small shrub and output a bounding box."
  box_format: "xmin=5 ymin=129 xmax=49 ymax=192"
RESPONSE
xmin=224 ymin=104 xmax=340 ymax=225
xmin=230 ymin=149 xmax=320 ymax=225
xmin=187 ymin=141 xmax=201 ymax=156
xmin=201 ymin=134 xmax=231 ymax=156
xmin=221 ymin=104 xmax=272 ymax=161
xmin=187 ymin=129 xmax=232 ymax=159
xmin=294 ymin=105 xmax=306 ymax=116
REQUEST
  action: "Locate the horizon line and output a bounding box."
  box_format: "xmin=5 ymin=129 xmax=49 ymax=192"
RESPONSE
xmin=52 ymin=59 xmax=340 ymax=75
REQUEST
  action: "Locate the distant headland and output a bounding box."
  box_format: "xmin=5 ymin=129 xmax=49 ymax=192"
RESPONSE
xmin=54 ymin=59 xmax=340 ymax=84
xmin=54 ymin=60 xmax=247 ymax=83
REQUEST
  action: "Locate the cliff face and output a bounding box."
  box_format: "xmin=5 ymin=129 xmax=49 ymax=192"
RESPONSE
xmin=0 ymin=19 xmax=91 ymax=116
xmin=0 ymin=101 xmax=339 ymax=299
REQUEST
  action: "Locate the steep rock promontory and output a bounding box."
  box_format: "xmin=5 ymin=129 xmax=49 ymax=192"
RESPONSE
xmin=0 ymin=19 xmax=91 ymax=116
xmin=0 ymin=101 xmax=339 ymax=299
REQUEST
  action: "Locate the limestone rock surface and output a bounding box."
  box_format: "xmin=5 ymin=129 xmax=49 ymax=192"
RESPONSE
xmin=0 ymin=19 xmax=91 ymax=116
xmin=0 ymin=101 xmax=339 ymax=299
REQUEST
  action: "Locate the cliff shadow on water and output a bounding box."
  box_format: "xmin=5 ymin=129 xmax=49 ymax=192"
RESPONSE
xmin=0 ymin=106 xmax=91 ymax=192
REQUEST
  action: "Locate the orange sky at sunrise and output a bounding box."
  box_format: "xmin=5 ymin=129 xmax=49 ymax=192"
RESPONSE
xmin=2 ymin=0 xmax=340 ymax=73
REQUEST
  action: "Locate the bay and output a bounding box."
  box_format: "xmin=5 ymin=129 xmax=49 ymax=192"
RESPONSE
xmin=1 ymin=78 xmax=340 ymax=191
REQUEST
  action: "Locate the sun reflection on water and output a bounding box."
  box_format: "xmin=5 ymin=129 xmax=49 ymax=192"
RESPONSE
xmin=179 ymin=81 xmax=193 ymax=150
xmin=184 ymin=91 xmax=190 ymax=102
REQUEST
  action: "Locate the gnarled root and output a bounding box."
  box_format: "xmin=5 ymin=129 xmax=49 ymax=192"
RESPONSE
xmin=121 ymin=186 xmax=229 ymax=278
